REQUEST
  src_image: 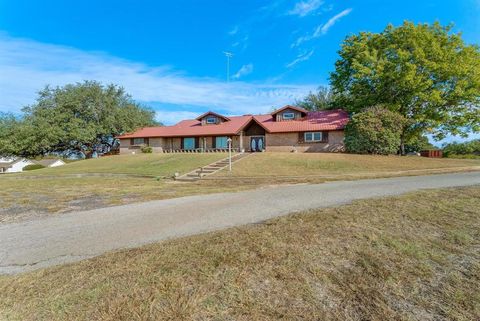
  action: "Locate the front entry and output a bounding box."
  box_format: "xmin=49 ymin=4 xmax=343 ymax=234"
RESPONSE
xmin=250 ymin=136 xmax=265 ymax=152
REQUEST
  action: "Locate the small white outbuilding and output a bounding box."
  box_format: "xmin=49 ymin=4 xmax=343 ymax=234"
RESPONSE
xmin=0 ymin=158 xmax=35 ymax=173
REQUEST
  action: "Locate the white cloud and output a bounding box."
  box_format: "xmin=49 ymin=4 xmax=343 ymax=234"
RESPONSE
xmin=154 ymin=110 xmax=200 ymax=125
xmin=0 ymin=34 xmax=316 ymax=123
xmin=291 ymin=8 xmax=352 ymax=47
xmin=231 ymin=35 xmax=249 ymax=52
xmin=228 ymin=26 xmax=239 ymax=36
xmin=286 ymin=50 xmax=314 ymax=68
xmin=318 ymin=8 xmax=352 ymax=35
xmin=232 ymin=64 xmax=253 ymax=79
xmin=288 ymin=0 xmax=324 ymax=17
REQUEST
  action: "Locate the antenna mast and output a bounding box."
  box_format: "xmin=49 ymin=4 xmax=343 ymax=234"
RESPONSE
xmin=223 ymin=51 xmax=233 ymax=82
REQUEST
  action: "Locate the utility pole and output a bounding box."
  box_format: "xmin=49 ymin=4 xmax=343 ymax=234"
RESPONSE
xmin=223 ymin=51 xmax=233 ymax=82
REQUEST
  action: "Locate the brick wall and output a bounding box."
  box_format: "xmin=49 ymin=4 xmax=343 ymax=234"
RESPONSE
xmin=265 ymin=131 xmax=345 ymax=152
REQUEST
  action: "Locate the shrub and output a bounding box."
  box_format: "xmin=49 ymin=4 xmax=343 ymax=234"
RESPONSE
xmin=443 ymin=139 xmax=480 ymax=157
xmin=23 ymin=164 xmax=45 ymax=171
xmin=141 ymin=146 xmax=153 ymax=153
xmin=345 ymin=107 xmax=406 ymax=155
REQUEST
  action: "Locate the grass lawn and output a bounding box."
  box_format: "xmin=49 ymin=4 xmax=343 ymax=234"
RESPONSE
xmin=23 ymin=153 xmax=230 ymax=177
xmin=217 ymin=152 xmax=480 ymax=178
xmin=1 ymin=186 xmax=479 ymax=321
xmin=1 ymin=152 xmax=479 ymax=223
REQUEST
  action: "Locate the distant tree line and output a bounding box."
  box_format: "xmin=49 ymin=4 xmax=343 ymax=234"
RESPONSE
xmin=442 ymin=139 xmax=480 ymax=158
xmin=295 ymin=21 xmax=480 ymax=155
xmin=0 ymin=81 xmax=158 ymax=158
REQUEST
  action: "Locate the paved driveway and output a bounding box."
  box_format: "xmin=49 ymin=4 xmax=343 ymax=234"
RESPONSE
xmin=1 ymin=172 xmax=479 ymax=274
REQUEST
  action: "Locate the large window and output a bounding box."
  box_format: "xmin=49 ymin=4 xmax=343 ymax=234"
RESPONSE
xmin=215 ymin=136 xmax=228 ymax=149
xmin=206 ymin=117 xmax=217 ymax=124
xmin=304 ymin=132 xmax=323 ymax=142
xmin=283 ymin=112 xmax=295 ymax=120
xmin=183 ymin=137 xmax=195 ymax=150
xmin=133 ymin=138 xmax=146 ymax=145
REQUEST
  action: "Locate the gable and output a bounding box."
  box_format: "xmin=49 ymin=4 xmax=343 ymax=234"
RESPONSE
xmin=274 ymin=108 xmax=304 ymax=121
xmin=271 ymin=105 xmax=308 ymax=121
xmin=195 ymin=111 xmax=230 ymax=125
xmin=243 ymin=119 xmax=266 ymax=136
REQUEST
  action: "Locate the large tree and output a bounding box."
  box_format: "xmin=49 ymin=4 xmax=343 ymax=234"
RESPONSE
xmin=0 ymin=81 xmax=157 ymax=158
xmin=295 ymin=86 xmax=338 ymax=111
xmin=330 ymin=21 xmax=480 ymax=152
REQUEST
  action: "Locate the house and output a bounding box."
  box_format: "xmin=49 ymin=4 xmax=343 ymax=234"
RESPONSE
xmin=34 ymin=159 xmax=66 ymax=168
xmin=117 ymin=106 xmax=349 ymax=154
xmin=0 ymin=158 xmax=34 ymax=173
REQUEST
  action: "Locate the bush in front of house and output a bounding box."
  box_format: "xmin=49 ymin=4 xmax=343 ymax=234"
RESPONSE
xmin=344 ymin=107 xmax=406 ymax=155
xmin=443 ymin=139 xmax=480 ymax=158
xmin=23 ymin=164 xmax=46 ymax=171
xmin=141 ymin=146 xmax=153 ymax=153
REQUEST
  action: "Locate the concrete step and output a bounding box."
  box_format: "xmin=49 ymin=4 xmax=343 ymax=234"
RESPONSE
xmin=176 ymin=152 xmax=251 ymax=182
xmin=186 ymin=174 xmax=200 ymax=178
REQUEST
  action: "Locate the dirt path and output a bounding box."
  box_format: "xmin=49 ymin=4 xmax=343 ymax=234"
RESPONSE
xmin=1 ymin=172 xmax=479 ymax=274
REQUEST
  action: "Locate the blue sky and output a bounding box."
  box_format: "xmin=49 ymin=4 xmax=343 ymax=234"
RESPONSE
xmin=0 ymin=0 xmax=479 ymax=142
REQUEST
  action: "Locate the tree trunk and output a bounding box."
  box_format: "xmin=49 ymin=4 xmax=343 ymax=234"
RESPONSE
xmin=84 ymin=150 xmax=94 ymax=159
xmin=399 ymin=133 xmax=406 ymax=156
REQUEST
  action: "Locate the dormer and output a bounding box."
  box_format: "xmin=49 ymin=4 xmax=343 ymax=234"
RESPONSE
xmin=271 ymin=105 xmax=308 ymax=121
xmin=196 ymin=111 xmax=230 ymax=125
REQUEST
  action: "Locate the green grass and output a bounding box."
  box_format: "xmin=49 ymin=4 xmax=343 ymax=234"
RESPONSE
xmin=1 ymin=187 xmax=479 ymax=320
xmin=21 ymin=153 xmax=230 ymax=177
xmin=219 ymin=153 xmax=480 ymax=177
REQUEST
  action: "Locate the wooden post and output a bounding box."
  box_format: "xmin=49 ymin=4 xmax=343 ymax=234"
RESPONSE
xmin=239 ymin=131 xmax=244 ymax=152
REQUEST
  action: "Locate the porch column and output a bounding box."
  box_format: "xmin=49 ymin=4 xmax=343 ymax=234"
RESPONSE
xmin=239 ymin=131 xmax=244 ymax=152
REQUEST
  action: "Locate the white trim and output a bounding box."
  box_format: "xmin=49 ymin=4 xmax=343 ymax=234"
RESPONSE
xmin=206 ymin=116 xmax=216 ymax=124
xmin=283 ymin=112 xmax=295 ymax=120
xmin=304 ymin=132 xmax=323 ymax=142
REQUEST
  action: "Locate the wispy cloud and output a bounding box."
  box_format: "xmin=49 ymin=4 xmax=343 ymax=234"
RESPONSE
xmin=288 ymin=0 xmax=324 ymax=17
xmin=154 ymin=110 xmax=200 ymax=125
xmin=0 ymin=34 xmax=316 ymax=124
xmin=318 ymin=8 xmax=352 ymax=35
xmin=286 ymin=50 xmax=314 ymax=68
xmin=228 ymin=25 xmax=239 ymax=36
xmin=231 ymin=35 xmax=249 ymax=52
xmin=291 ymin=8 xmax=352 ymax=47
xmin=232 ymin=63 xmax=254 ymax=79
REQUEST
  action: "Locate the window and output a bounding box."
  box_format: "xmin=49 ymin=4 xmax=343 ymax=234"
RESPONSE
xmin=215 ymin=136 xmax=228 ymax=149
xmin=133 ymin=138 xmax=146 ymax=145
xmin=183 ymin=137 xmax=195 ymax=150
xmin=304 ymin=132 xmax=322 ymax=142
xmin=283 ymin=112 xmax=295 ymax=120
xmin=206 ymin=117 xmax=217 ymax=124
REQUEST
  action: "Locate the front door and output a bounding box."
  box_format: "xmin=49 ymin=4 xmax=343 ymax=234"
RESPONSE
xmin=250 ymin=136 xmax=265 ymax=152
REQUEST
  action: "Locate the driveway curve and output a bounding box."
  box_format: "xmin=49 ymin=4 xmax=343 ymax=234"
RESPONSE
xmin=1 ymin=171 xmax=479 ymax=274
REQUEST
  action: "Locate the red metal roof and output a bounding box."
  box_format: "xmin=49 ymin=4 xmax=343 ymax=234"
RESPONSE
xmin=255 ymin=109 xmax=349 ymax=133
xmin=117 ymin=109 xmax=349 ymax=139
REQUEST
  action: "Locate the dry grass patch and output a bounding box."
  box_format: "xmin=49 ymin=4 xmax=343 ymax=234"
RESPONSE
xmin=0 ymin=177 xmax=256 ymax=224
xmin=217 ymin=153 xmax=480 ymax=178
xmin=1 ymin=186 xmax=479 ymax=320
xmin=1 ymin=153 xmax=479 ymax=224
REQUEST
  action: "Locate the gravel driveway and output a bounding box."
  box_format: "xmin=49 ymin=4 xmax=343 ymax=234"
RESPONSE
xmin=1 ymin=172 xmax=479 ymax=274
